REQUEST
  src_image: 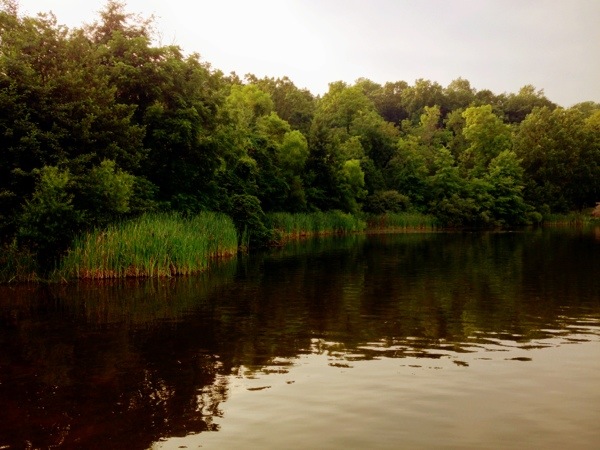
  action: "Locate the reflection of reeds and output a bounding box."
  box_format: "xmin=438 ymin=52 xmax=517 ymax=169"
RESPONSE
xmin=268 ymin=211 xmax=366 ymax=241
xmin=366 ymin=212 xmax=440 ymax=231
xmin=59 ymin=267 xmax=237 ymax=325
xmin=57 ymin=212 xmax=238 ymax=280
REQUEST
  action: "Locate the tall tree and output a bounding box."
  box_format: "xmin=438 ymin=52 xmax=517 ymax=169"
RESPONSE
xmin=246 ymin=75 xmax=315 ymax=134
xmin=401 ymin=78 xmax=444 ymax=123
xmin=373 ymin=81 xmax=409 ymax=125
xmin=460 ymin=105 xmax=512 ymax=176
xmin=0 ymin=4 xmax=144 ymax=239
xmin=443 ymin=78 xmax=476 ymax=113
xmin=514 ymin=106 xmax=600 ymax=211
xmin=502 ymin=85 xmax=556 ymax=124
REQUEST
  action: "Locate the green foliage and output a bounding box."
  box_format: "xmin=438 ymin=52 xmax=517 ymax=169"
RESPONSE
xmin=460 ymin=105 xmax=512 ymax=175
xmin=385 ymin=136 xmax=429 ymax=204
xmin=429 ymin=194 xmax=479 ymax=227
xmin=340 ymin=159 xmax=367 ymax=213
xmin=350 ymin=109 xmax=399 ymax=168
xmin=401 ymin=78 xmax=444 ymax=122
xmin=228 ymin=194 xmax=272 ymax=248
xmin=443 ymin=78 xmax=476 ymax=112
xmin=514 ymin=106 xmax=600 ymax=212
xmin=483 ymin=150 xmax=528 ymax=225
xmin=76 ymin=159 xmax=135 ymax=227
xmin=371 ymin=80 xmax=410 ymax=125
xmin=1 ymin=2 xmax=599 ymax=277
xmin=363 ymin=190 xmax=411 ymax=214
xmin=246 ymin=75 xmax=315 ymax=134
xmin=17 ymin=166 xmax=83 ymax=263
xmin=503 ymin=85 xmax=556 ymax=124
xmin=278 ymin=130 xmax=309 ymax=174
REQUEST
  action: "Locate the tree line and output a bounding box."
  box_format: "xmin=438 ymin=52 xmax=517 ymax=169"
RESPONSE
xmin=1 ymin=0 xmax=599 ymax=265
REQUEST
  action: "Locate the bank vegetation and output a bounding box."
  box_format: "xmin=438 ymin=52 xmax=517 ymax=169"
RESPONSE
xmin=1 ymin=1 xmax=599 ymax=281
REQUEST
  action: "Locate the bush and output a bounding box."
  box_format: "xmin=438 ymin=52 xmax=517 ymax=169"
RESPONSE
xmin=17 ymin=166 xmax=83 ymax=266
xmin=229 ymin=194 xmax=272 ymax=248
xmin=363 ymin=190 xmax=411 ymax=214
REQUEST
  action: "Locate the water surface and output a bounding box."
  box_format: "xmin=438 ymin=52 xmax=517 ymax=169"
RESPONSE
xmin=1 ymin=228 xmax=599 ymax=449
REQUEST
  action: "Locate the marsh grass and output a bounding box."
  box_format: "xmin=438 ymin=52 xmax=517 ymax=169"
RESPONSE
xmin=543 ymin=212 xmax=596 ymax=226
xmin=268 ymin=211 xmax=366 ymax=241
xmin=57 ymin=212 xmax=238 ymax=280
xmin=366 ymin=212 xmax=440 ymax=231
xmin=0 ymin=241 xmax=40 ymax=283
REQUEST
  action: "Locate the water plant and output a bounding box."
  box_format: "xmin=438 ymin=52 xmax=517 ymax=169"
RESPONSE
xmin=0 ymin=240 xmax=40 ymax=283
xmin=366 ymin=212 xmax=441 ymax=231
xmin=268 ymin=211 xmax=366 ymax=241
xmin=542 ymin=211 xmax=595 ymax=226
xmin=57 ymin=212 xmax=238 ymax=280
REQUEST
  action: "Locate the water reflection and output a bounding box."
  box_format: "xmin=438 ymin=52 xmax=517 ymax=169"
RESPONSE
xmin=1 ymin=228 xmax=599 ymax=449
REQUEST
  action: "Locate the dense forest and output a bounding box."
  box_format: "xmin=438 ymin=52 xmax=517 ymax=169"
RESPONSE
xmin=1 ymin=1 xmax=600 ymax=272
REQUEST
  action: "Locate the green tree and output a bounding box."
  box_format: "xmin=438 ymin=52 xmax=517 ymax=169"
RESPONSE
xmin=443 ymin=77 xmax=475 ymax=113
xmin=514 ymin=106 xmax=599 ymax=212
xmin=460 ymin=105 xmax=512 ymax=175
xmin=75 ymin=159 xmax=135 ymax=227
xmin=385 ymin=135 xmax=429 ymax=206
xmin=401 ymin=78 xmax=444 ymax=123
xmin=483 ymin=150 xmax=529 ymax=225
xmin=246 ymin=74 xmax=315 ymax=134
xmin=306 ymin=82 xmax=380 ymax=212
xmin=444 ymin=108 xmax=468 ymax=158
xmin=427 ymin=148 xmax=476 ymax=226
xmin=17 ymin=166 xmax=83 ymax=264
xmin=502 ymin=85 xmax=556 ymax=124
xmin=372 ymin=81 xmax=409 ymax=125
xmin=340 ymin=159 xmax=367 ymax=213
xmin=350 ymin=109 xmax=399 ymax=169
xmin=0 ymin=3 xmax=144 ymax=237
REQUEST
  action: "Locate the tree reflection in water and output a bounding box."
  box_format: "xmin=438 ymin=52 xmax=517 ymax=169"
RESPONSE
xmin=0 ymin=228 xmax=599 ymax=449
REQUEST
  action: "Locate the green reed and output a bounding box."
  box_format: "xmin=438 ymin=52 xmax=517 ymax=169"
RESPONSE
xmin=57 ymin=212 xmax=238 ymax=280
xmin=0 ymin=240 xmax=40 ymax=283
xmin=542 ymin=212 xmax=595 ymax=226
xmin=366 ymin=212 xmax=441 ymax=231
xmin=268 ymin=211 xmax=366 ymax=240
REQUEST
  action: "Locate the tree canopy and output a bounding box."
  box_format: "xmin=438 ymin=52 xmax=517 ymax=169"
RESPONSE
xmin=1 ymin=1 xmax=598 ymax=265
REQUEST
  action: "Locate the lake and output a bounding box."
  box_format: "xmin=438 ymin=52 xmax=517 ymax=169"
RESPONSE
xmin=1 ymin=227 xmax=599 ymax=449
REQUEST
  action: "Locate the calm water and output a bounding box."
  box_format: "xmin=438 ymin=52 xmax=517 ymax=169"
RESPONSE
xmin=1 ymin=228 xmax=599 ymax=449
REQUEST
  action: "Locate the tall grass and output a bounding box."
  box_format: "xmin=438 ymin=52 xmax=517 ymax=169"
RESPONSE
xmin=0 ymin=240 xmax=40 ymax=283
xmin=268 ymin=211 xmax=366 ymax=241
xmin=542 ymin=212 xmax=595 ymax=226
xmin=366 ymin=212 xmax=441 ymax=231
xmin=57 ymin=212 xmax=238 ymax=280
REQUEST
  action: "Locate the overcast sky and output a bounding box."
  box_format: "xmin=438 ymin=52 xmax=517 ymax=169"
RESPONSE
xmin=15 ymin=0 xmax=600 ymax=106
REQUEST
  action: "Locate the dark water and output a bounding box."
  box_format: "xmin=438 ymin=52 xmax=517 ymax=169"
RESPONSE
xmin=1 ymin=228 xmax=599 ymax=449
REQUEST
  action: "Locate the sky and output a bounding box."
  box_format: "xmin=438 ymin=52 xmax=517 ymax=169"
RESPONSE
xmin=14 ymin=0 xmax=600 ymax=106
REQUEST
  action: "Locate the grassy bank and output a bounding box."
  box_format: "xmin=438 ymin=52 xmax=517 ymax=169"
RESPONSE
xmin=8 ymin=207 xmax=595 ymax=283
xmin=56 ymin=212 xmax=238 ymax=280
xmin=542 ymin=211 xmax=599 ymax=226
xmin=268 ymin=211 xmax=366 ymax=241
xmin=366 ymin=212 xmax=441 ymax=231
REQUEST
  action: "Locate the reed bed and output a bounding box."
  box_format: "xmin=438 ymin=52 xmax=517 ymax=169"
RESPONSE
xmin=57 ymin=212 xmax=238 ymax=280
xmin=0 ymin=241 xmax=40 ymax=283
xmin=366 ymin=212 xmax=441 ymax=231
xmin=542 ymin=212 xmax=595 ymax=226
xmin=268 ymin=211 xmax=366 ymax=240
